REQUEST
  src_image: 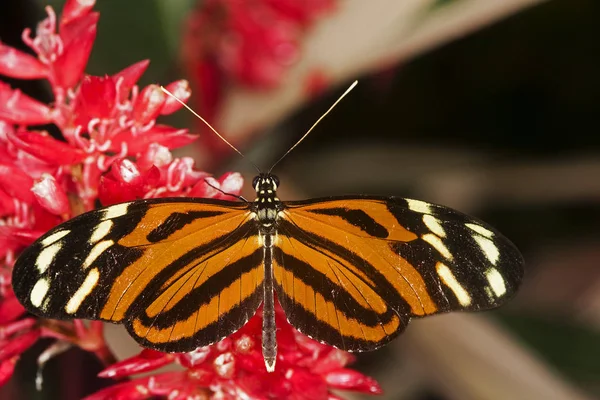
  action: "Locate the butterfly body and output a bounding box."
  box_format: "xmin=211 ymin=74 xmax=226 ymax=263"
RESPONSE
xmin=12 ymin=173 xmax=524 ymax=372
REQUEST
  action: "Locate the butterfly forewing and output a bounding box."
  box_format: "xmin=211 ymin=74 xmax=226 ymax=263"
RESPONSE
xmin=12 ymin=198 xmax=264 ymax=352
xmin=275 ymin=196 xmax=523 ymax=352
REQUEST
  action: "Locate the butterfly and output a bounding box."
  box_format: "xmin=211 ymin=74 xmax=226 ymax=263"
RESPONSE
xmin=11 ymin=83 xmax=524 ymax=372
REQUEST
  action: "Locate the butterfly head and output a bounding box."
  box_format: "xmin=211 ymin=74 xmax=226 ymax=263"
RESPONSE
xmin=253 ymin=173 xmax=280 ymax=194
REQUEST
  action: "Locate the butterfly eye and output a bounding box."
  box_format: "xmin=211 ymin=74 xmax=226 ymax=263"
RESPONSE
xmin=271 ymin=175 xmax=280 ymax=189
xmin=252 ymin=176 xmax=260 ymax=189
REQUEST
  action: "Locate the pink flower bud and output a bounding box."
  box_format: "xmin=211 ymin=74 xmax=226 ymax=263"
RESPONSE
xmin=138 ymin=144 xmax=172 ymax=170
xmin=132 ymin=84 xmax=166 ymax=127
xmin=32 ymin=173 xmax=70 ymax=215
xmin=160 ymin=80 xmax=191 ymax=115
xmin=218 ymin=172 xmax=244 ymax=197
xmin=113 ymin=158 xmax=141 ymax=184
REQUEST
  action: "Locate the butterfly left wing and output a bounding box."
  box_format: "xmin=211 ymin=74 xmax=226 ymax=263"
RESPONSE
xmin=12 ymin=198 xmax=264 ymax=352
xmin=274 ymin=196 xmax=524 ymax=352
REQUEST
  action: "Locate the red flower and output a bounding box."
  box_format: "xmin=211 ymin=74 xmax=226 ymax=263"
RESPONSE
xmin=0 ymin=269 xmax=39 ymax=386
xmin=90 ymin=303 xmax=381 ymax=400
xmin=0 ymin=0 xmax=245 ymax=390
xmin=185 ymin=0 xmax=336 ymax=89
xmin=182 ymin=0 xmax=336 ymax=155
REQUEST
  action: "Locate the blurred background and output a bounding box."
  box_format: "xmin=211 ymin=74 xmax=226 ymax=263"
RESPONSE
xmin=1 ymin=0 xmax=599 ymax=399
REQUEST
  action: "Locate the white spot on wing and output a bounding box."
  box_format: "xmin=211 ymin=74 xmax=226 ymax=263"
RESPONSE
xmin=436 ymin=262 xmax=472 ymax=306
xmin=36 ymin=242 xmax=62 ymax=273
xmin=103 ymin=203 xmax=130 ymax=220
xmin=486 ymin=267 xmax=507 ymax=297
xmin=466 ymin=223 xmax=494 ymax=238
xmin=90 ymin=220 xmax=113 ymax=243
xmin=30 ymin=278 xmax=50 ymax=308
xmin=65 ymin=268 xmax=100 ymax=314
xmin=423 ymin=214 xmax=446 ymax=238
xmin=474 ymin=236 xmax=500 ymax=265
xmin=407 ymin=199 xmax=432 ymax=214
xmin=83 ymin=240 xmax=114 ymax=269
xmin=41 ymin=230 xmax=70 ymax=246
xmin=422 ymin=233 xmax=453 ymax=260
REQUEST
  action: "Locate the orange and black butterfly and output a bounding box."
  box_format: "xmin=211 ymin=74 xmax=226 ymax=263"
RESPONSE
xmin=12 ymin=84 xmax=524 ymax=372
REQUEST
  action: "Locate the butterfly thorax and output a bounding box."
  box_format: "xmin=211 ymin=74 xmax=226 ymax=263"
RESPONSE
xmin=251 ymin=173 xmax=282 ymax=231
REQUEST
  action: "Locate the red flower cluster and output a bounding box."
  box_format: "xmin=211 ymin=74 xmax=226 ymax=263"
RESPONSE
xmin=182 ymin=0 xmax=336 ymax=155
xmin=88 ymin=305 xmax=381 ymax=400
xmin=184 ymin=0 xmax=336 ymax=89
xmin=0 ymin=0 xmax=239 ymax=389
xmin=0 ymin=1 xmax=380 ymax=398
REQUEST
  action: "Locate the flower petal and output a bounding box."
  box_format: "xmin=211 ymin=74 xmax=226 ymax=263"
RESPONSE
xmin=112 ymin=59 xmax=150 ymax=101
xmin=0 ymin=328 xmax=40 ymax=363
xmin=7 ymin=130 xmax=86 ymax=165
xmin=0 ymin=82 xmax=53 ymax=125
xmin=0 ymin=162 xmax=35 ymax=203
xmin=83 ymin=371 xmax=207 ymax=400
xmin=0 ymin=43 xmax=49 ymax=79
xmin=324 ymin=368 xmax=383 ymax=394
xmin=0 ymin=295 xmax=27 ymax=325
xmin=111 ymin=125 xmax=196 ymax=155
xmin=73 ymin=75 xmax=117 ymax=129
xmin=53 ymin=12 xmax=98 ymax=89
xmin=98 ymin=349 xmax=174 ymax=379
xmin=60 ymin=0 xmax=96 ymax=27
xmin=0 ymin=357 xmax=18 ymax=387
xmin=0 ymin=189 xmax=16 ymax=217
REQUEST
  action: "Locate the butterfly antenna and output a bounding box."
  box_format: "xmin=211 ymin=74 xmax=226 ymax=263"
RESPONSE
xmin=160 ymin=86 xmax=261 ymax=173
xmin=268 ymin=80 xmax=358 ymax=174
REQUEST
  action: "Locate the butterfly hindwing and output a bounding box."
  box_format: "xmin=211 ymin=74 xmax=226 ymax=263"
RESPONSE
xmin=275 ymin=196 xmax=524 ymax=352
xmin=12 ymin=198 xmax=264 ymax=352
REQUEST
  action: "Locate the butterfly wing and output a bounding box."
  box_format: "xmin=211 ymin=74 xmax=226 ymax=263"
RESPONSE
xmin=274 ymin=196 xmax=524 ymax=352
xmin=12 ymin=198 xmax=264 ymax=352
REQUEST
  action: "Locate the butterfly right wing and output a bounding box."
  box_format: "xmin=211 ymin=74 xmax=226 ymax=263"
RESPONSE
xmin=12 ymin=198 xmax=264 ymax=352
xmin=274 ymin=196 xmax=524 ymax=352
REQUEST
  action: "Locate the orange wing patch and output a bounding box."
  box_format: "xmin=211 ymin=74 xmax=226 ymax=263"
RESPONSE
xmin=280 ymin=201 xmax=437 ymax=316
